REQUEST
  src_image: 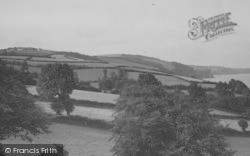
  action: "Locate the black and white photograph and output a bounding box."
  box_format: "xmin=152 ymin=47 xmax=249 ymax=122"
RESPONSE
xmin=0 ymin=0 xmax=250 ymax=155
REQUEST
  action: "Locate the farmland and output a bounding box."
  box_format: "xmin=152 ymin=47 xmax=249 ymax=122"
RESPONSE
xmin=27 ymin=86 xmax=119 ymax=104
xmin=0 ymin=47 xmax=215 ymax=89
xmin=28 ymin=86 xmax=250 ymax=133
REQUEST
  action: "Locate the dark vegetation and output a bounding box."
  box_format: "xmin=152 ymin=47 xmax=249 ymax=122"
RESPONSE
xmin=53 ymin=115 xmax=113 ymax=130
xmin=0 ymin=47 xmax=54 ymax=57
xmin=0 ymin=59 xmax=49 ymax=142
xmin=37 ymin=64 xmax=76 ymax=115
xmin=74 ymin=81 xmax=101 ymax=92
xmin=0 ymin=47 xmax=102 ymax=61
xmin=238 ymin=119 xmax=249 ymax=132
xmin=71 ymin=99 xmax=115 ymax=109
xmin=98 ymin=69 xmax=137 ymax=94
xmin=211 ymin=79 xmax=250 ymax=116
xmin=171 ymin=61 xmax=213 ymax=79
xmin=111 ymin=73 xmax=234 ymax=156
xmin=100 ymin=54 xmax=213 ymax=78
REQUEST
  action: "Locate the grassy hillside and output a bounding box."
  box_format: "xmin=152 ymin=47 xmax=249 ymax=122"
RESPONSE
xmin=98 ymin=54 xmax=213 ymax=78
xmin=191 ymin=65 xmax=250 ymax=75
xmin=0 ymin=47 xmax=213 ymax=80
xmin=0 ymin=47 xmax=101 ymax=61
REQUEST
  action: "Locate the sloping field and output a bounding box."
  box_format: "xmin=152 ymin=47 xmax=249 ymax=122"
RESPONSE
xmin=71 ymin=90 xmax=118 ymax=104
xmin=175 ymin=75 xmax=203 ymax=82
xmin=220 ymin=119 xmax=250 ymax=132
xmin=142 ymin=57 xmax=174 ymax=70
xmin=2 ymin=123 xmax=113 ymax=156
xmin=226 ymin=137 xmax=250 ymax=156
xmin=0 ymin=55 xmax=28 ymax=60
xmin=34 ymin=96 xmax=250 ymax=133
xmin=75 ymin=68 xmax=119 ymax=81
xmin=27 ymin=86 xmax=119 ymax=104
xmin=68 ymin=62 xmax=116 ymax=67
xmin=127 ymin=71 xmax=191 ymax=86
xmin=36 ymin=101 xmax=113 ymax=121
xmin=30 ymin=56 xmax=79 ymax=62
xmin=100 ymin=57 xmax=158 ymax=70
xmin=2 ymin=48 xmax=56 ymax=57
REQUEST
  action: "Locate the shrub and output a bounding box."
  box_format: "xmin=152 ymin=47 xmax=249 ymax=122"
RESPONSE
xmin=238 ymin=119 xmax=248 ymax=132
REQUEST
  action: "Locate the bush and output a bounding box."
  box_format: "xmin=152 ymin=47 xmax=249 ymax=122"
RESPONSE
xmin=238 ymin=119 xmax=248 ymax=132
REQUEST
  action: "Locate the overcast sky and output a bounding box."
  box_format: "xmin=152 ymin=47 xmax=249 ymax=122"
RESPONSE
xmin=0 ymin=0 xmax=249 ymax=68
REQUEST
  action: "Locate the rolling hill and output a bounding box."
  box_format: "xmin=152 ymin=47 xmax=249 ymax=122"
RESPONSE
xmin=191 ymin=65 xmax=250 ymax=76
xmin=0 ymin=47 xmax=216 ymax=88
xmin=98 ymin=54 xmax=213 ymax=78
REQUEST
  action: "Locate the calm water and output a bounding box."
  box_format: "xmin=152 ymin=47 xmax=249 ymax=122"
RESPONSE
xmin=205 ymin=74 xmax=250 ymax=88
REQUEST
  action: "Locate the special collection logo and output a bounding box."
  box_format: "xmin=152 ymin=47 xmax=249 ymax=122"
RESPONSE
xmin=188 ymin=12 xmax=237 ymax=41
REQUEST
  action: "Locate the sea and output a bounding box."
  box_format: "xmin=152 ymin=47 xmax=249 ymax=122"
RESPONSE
xmin=205 ymin=74 xmax=250 ymax=88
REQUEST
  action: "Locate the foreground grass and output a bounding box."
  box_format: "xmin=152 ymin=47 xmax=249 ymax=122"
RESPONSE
xmin=53 ymin=115 xmax=113 ymax=130
xmin=2 ymin=123 xmax=113 ymax=156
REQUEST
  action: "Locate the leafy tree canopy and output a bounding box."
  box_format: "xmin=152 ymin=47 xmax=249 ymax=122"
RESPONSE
xmin=37 ymin=63 xmax=75 ymax=115
xmin=0 ymin=59 xmax=48 ymax=142
xmin=111 ymin=83 xmax=233 ymax=156
xmin=138 ymin=73 xmax=162 ymax=86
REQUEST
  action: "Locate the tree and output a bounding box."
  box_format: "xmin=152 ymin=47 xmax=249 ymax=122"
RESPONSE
xmin=228 ymin=79 xmax=250 ymax=96
xmin=20 ymin=60 xmax=28 ymax=72
xmin=37 ymin=64 xmax=75 ymax=115
xmin=138 ymin=73 xmax=162 ymax=86
xmin=111 ymin=83 xmax=233 ymax=156
xmin=111 ymin=85 xmax=175 ymax=156
xmin=103 ymin=68 xmax=108 ymax=79
xmin=188 ymin=82 xmax=206 ymax=103
xmin=0 ymin=59 xmax=48 ymax=142
xmin=215 ymin=82 xmax=233 ymax=97
xmin=238 ymin=119 xmax=248 ymax=132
